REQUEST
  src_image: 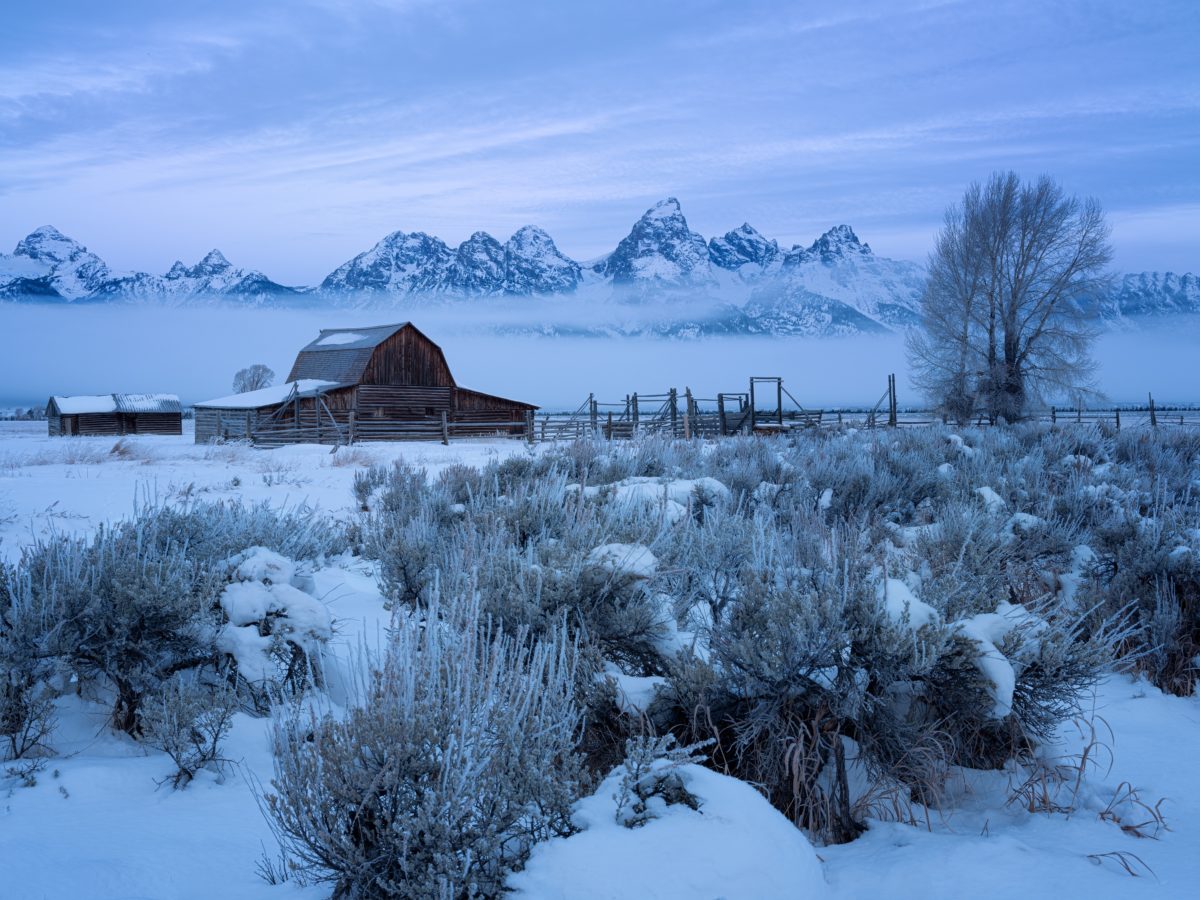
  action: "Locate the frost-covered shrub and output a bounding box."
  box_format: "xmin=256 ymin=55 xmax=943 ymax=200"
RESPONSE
xmin=15 ymin=522 xmax=220 ymax=734
xmin=351 ymin=464 xmax=389 ymax=511
xmin=134 ymin=500 xmax=347 ymax=568
xmin=1085 ymin=494 xmax=1200 ymax=694
xmin=265 ymin=595 xmax=583 ymax=900
xmin=139 ymin=673 xmax=237 ymax=788
xmin=0 ymin=565 xmax=55 ymax=760
xmin=612 ymin=734 xmax=709 ymax=828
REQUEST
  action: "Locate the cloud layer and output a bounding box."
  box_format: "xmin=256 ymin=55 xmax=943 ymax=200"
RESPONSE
xmin=1 ymin=0 xmax=1197 ymax=282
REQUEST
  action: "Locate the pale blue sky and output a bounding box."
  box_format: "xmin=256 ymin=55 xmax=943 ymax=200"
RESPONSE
xmin=1 ymin=0 xmax=1197 ymax=284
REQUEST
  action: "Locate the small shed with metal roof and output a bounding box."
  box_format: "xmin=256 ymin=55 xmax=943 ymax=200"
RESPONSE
xmin=46 ymin=393 xmax=183 ymax=437
xmin=193 ymin=323 xmax=536 ymax=444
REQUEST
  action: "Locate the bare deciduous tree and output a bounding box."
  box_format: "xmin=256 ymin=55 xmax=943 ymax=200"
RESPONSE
xmin=908 ymin=172 xmax=1113 ymax=422
xmin=233 ymin=364 xmax=275 ymax=394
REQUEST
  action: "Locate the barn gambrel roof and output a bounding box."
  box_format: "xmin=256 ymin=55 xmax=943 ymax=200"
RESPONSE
xmin=286 ymin=322 xmax=455 ymax=386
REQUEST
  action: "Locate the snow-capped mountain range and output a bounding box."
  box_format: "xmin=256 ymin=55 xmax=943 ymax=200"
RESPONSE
xmin=0 ymin=226 xmax=297 ymax=304
xmin=2 ymin=201 xmax=1196 ymax=337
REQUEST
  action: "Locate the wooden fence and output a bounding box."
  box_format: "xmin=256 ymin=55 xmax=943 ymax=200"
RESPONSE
xmin=198 ymin=376 xmax=1198 ymax=448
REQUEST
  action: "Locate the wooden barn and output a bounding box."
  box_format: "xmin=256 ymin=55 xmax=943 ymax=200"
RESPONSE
xmin=194 ymin=322 xmax=536 ymax=445
xmin=46 ymin=393 xmax=183 ymax=437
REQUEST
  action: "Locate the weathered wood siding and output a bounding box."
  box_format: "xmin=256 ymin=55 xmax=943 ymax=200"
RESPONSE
xmin=454 ymin=387 xmax=534 ymax=416
xmin=47 ymin=416 xmax=61 ymax=437
xmin=125 ymin=413 xmax=183 ymax=435
xmin=360 ymin=326 xmax=456 ymax=388
xmin=195 ymin=408 xmax=266 ymax=444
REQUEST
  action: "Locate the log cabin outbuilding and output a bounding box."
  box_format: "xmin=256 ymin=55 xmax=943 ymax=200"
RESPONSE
xmin=193 ymin=322 xmax=536 ymax=444
xmin=46 ymin=393 xmax=183 ymax=437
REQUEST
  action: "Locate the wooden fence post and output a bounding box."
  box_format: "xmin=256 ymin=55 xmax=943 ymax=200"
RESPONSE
xmin=606 ymin=411 xmax=613 ymax=440
xmin=717 ymin=395 xmax=727 ymax=436
xmin=1051 ymin=406 xmax=1056 ymax=425
xmin=1149 ymin=393 xmax=1158 ymax=429
xmin=1076 ymin=402 xmax=1082 ymax=425
xmin=1114 ymin=408 xmax=1120 ymax=432
xmin=631 ymin=393 xmax=639 ymax=433
xmin=526 ymin=410 xmax=535 ymax=444
xmin=683 ymin=388 xmax=693 ymax=440
xmin=440 ymin=410 xmax=449 ymax=445
xmin=669 ymin=388 xmax=678 ymax=436
xmin=589 ymin=393 xmax=597 ymax=435
xmin=888 ymin=374 xmax=898 ymax=427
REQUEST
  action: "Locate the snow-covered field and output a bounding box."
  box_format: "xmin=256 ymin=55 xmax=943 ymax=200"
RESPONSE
xmin=1 ymin=422 xmax=1198 ymax=899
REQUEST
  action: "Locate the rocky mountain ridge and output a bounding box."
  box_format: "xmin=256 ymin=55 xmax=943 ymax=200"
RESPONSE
xmin=2 ymin=203 xmax=1196 ymax=337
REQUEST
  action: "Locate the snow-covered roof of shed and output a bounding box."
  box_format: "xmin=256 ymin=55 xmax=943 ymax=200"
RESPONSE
xmin=50 ymin=395 xmax=117 ymax=414
xmin=114 ymin=393 xmax=181 ymax=414
xmin=193 ymin=379 xmax=341 ymax=410
xmin=48 ymin=393 xmax=181 ymax=415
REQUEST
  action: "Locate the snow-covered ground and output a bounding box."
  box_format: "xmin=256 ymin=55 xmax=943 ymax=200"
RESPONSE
xmin=1 ymin=423 xmax=1198 ymax=899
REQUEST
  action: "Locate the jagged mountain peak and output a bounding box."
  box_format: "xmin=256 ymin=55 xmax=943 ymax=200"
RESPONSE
xmin=602 ymin=197 xmax=714 ymax=289
xmin=15 ymin=225 xmax=87 ymax=262
xmin=709 ymin=223 xmax=780 ymax=274
xmin=645 ymin=196 xmax=683 ymax=219
xmin=198 ymin=249 xmax=230 ymax=268
xmin=503 ymin=225 xmax=581 ymax=294
xmin=792 ymin=224 xmax=873 ymax=263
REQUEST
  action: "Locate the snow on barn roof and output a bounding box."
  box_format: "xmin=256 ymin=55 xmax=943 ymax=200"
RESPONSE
xmin=286 ymin=322 xmax=457 ymax=387
xmin=49 ymin=393 xmax=181 ymax=415
xmin=298 ymin=323 xmax=411 ymax=353
xmin=193 ymin=379 xmax=341 ymax=410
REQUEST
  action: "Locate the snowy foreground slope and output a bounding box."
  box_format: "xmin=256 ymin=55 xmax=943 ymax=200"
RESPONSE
xmin=1 ymin=422 xmax=1198 ymax=899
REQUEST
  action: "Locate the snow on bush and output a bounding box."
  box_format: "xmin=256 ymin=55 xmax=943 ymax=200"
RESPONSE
xmin=217 ymin=547 xmax=331 ymax=693
xmin=509 ymin=760 xmax=827 ymax=900
xmin=265 ymin=592 xmax=583 ymax=899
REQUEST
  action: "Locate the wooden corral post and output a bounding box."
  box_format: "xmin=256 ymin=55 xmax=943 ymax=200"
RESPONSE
xmin=526 ymin=410 xmax=536 ymax=444
xmin=1114 ymin=408 xmax=1120 ymax=432
xmin=683 ymin=387 xmax=693 ymax=439
xmin=606 ymin=411 xmax=613 ymax=440
xmin=748 ymin=379 xmax=757 ymax=432
xmin=1149 ymin=393 xmax=1158 ymax=428
xmin=440 ymin=410 xmax=449 ymax=445
xmin=1076 ymin=402 xmax=1082 ymax=425
xmin=717 ymin=394 xmax=727 ymax=436
xmin=1051 ymin=406 xmax=1056 ymax=424
xmin=888 ymin=374 xmax=898 ymax=428
xmin=838 ymin=411 xmax=843 ymax=426
xmin=589 ymin=393 xmax=597 ymax=434
xmin=631 ymin=393 xmax=639 ymax=433
xmin=669 ymin=388 xmax=678 ymax=436
xmin=776 ymin=379 xmax=784 ymax=427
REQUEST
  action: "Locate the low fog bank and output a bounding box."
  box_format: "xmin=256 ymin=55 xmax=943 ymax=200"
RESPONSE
xmin=0 ymin=304 xmax=1194 ymax=412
